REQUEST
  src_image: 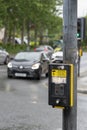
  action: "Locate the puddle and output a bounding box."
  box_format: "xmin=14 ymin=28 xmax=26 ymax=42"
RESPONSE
xmin=0 ymin=80 xmax=15 ymax=92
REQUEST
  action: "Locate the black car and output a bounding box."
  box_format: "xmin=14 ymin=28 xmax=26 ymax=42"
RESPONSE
xmin=7 ymin=51 xmax=50 ymax=79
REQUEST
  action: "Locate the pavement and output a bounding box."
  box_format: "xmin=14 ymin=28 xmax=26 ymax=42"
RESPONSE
xmin=77 ymin=70 xmax=87 ymax=94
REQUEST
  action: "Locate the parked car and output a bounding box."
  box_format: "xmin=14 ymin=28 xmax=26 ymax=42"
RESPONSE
xmin=7 ymin=51 xmax=50 ymax=79
xmin=34 ymin=45 xmax=54 ymax=59
xmin=51 ymin=48 xmax=63 ymax=63
xmin=14 ymin=37 xmax=28 ymax=45
xmin=0 ymin=46 xmax=10 ymax=64
xmin=51 ymin=47 xmax=80 ymax=64
xmin=14 ymin=37 xmax=21 ymax=44
xmin=53 ymin=39 xmax=63 ymax=49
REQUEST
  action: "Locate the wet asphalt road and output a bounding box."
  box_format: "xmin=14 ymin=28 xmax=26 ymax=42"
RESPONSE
xmin=0 ymin=65 xmax=62 ymax=130
xmin=0 ymin=52 xmax=87 ymax=130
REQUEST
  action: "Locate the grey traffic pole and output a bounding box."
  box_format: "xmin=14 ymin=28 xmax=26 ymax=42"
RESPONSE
xmin=63 ymin=0 xmax=77 ymax=130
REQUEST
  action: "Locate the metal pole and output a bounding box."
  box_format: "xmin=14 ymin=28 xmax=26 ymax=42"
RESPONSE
xmin=63 ymin=0 xmax=77 ymax=130
xmin=78 ymin=57 xmax=80 ymax=77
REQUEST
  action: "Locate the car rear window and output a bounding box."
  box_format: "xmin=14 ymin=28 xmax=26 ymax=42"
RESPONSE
xmin=35 ymin=47 xmax=44 ymax=51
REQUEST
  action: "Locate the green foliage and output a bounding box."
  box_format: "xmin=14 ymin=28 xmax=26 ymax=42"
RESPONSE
xmin=0 ymin=43 xmax=27 ymax=54
xmin=0 ymin=0 xmax=63 ymax=43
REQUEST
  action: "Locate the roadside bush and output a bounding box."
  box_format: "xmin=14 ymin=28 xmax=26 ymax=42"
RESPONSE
xmin=0 ymin=43 xmax=28 ymax=54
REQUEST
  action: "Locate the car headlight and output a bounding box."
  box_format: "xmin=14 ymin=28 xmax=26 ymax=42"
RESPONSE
xmin=7 ymin=62 xmax=12 ymax=68
xmin=31 ymin=63 xmax=40 ymax=69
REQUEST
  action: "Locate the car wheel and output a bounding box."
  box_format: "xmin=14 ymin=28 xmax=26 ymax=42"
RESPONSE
xmin=36 ymin=69 xmax=42 ymax=80
xmin=7 ymin=74 xmax=12 ymax=78
xmin=7 ymin=71 xmax=13 ymax=78
xmin=37 ymin=73 xmax=41 ymax=80
xmin=45 ymin=72 xmax=48 ymax=78
xmin=4 ymin=56 xmax=10 ymax=65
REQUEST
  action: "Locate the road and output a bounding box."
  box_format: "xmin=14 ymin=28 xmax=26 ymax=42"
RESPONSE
xmin=0 ymin=52 xmax=87 ymax=130
xmin=0 ymin=68 xmax=62 ymax=130
xmin=78 ymin=52 xmax=87 ymax=91
xmin=80 ymin=52 xmax=87 ymax=73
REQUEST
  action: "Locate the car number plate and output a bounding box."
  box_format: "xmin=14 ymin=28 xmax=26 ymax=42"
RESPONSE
xmin=15 ymin=73 xmax=26 ymax=77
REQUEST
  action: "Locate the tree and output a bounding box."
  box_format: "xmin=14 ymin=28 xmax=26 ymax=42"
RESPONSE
xmin=0 ymin=0 xmax=63 ymax=45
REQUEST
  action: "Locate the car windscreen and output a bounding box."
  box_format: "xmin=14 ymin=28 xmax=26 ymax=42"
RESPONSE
xmin=53 ymin=41 xmax=63 ymax=49
xmin=14 ymin=52 xmax=41 ymax=61
xmin=59 ymin=48 xmax=63 ymax=51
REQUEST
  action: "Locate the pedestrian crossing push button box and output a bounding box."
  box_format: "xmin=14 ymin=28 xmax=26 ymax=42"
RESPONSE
xmin=48 ymin=63 xmax=74 ymax=108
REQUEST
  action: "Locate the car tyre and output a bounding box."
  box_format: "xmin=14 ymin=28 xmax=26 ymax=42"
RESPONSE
xmin=4 ymin=56 xmax=10 ymax=65
xmin=45 ymin=72 xmax=48 ymax=78
xmin=37 ymin=73 xmax=41 ymax=80
xmin=36 ymin=69 xmax=42 ymax=80
xmin=7 ymin=74 xmax=12 ymax=78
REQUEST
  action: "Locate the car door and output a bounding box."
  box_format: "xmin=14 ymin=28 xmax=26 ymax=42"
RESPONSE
xmin=41 ymin=53 xmax=49 ymax=74
xmin=47 ymin=46 xmax=53 ymax=59
xmin=0 ymin=50 xmax=5 ymax=63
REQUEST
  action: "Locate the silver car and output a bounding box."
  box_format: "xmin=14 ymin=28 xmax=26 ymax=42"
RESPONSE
xmin=0 ymin=47 xmax=10 ymax=64
xmin=34 ymin=45 xmax=54 ymax=59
